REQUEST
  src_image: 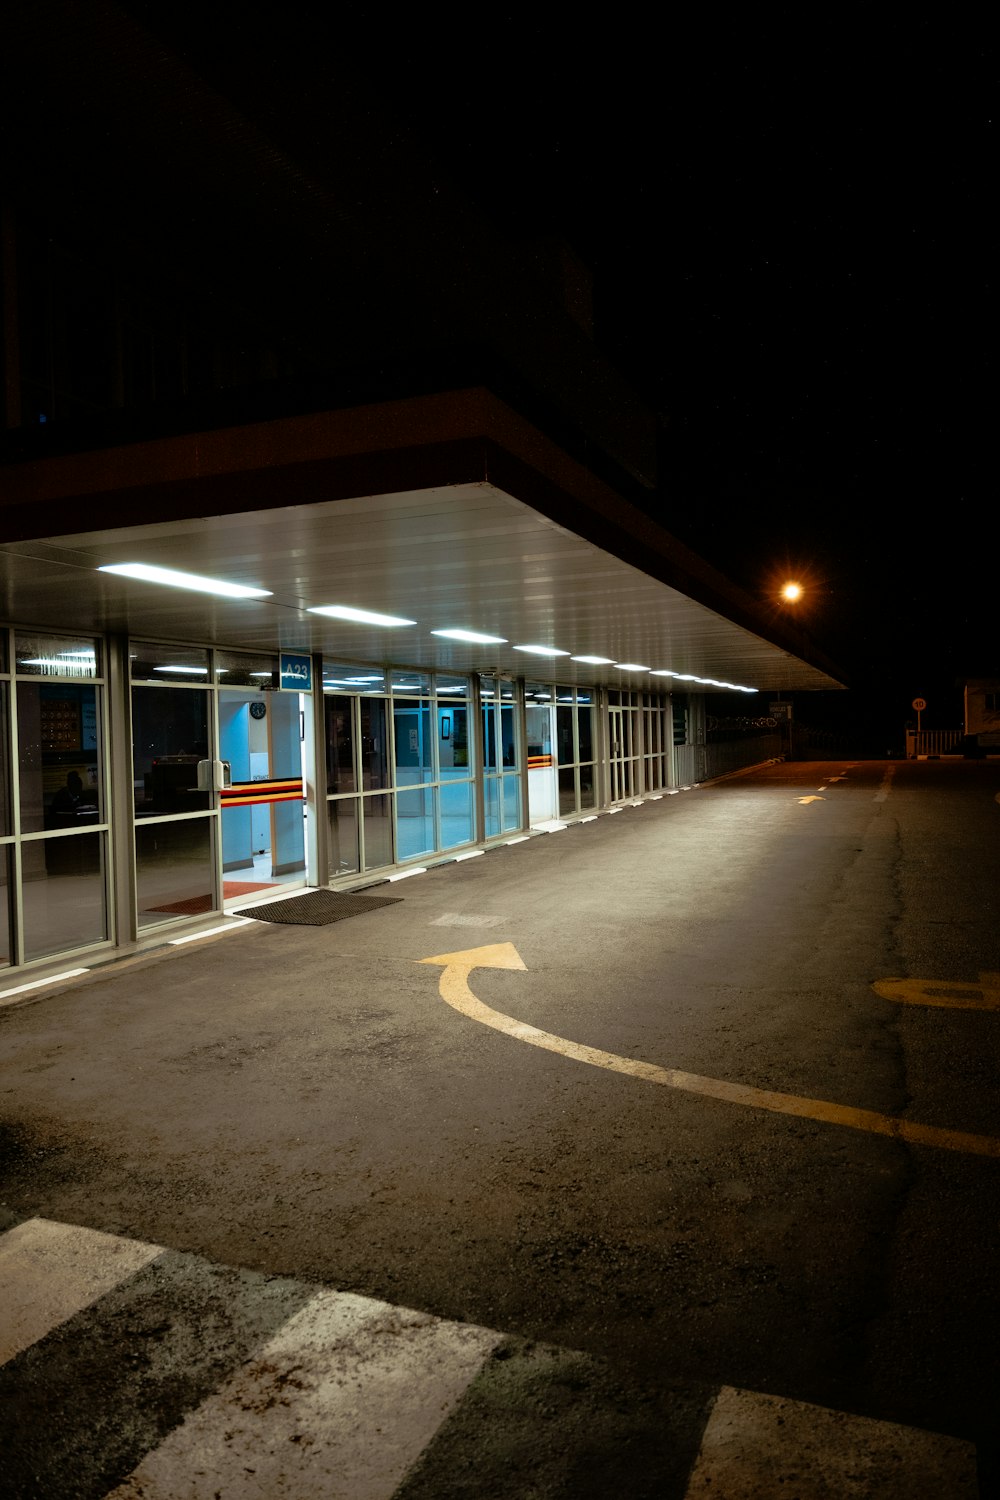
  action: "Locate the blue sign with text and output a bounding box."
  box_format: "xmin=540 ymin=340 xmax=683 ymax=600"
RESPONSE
xmin=279 ymin=652 xmax=312 ymax=692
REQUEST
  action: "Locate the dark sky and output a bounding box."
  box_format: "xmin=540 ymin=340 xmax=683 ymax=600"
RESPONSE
xmin=103 ymin=8 xmax=999 ymax=731
xmin=339 ymin=12 xmax=994 ymax=732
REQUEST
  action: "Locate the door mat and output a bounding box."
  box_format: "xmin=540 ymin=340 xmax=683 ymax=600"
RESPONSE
xmin=237 ymin=889 xmax=403 ymax=926
xmin=149 ymin=894 xmax=213 ymax=916
xmin=223 ymin=881 xmax=277 ymax=898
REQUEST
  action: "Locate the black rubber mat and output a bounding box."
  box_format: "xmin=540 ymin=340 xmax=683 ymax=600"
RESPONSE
xmin=237 ymin=889 xmax=402 ymax=925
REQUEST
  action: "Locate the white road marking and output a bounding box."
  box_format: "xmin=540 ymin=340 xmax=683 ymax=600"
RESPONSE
xmin=105 ymin=1290 xmax=501 ymax=1500
xmin=0 ymin=968 xmax=89 ymax=1006
xmin=0 ymin=1217 xmax=162 ymax=1364
xmin=684 ymin=1385 xmax=978 ymax=1498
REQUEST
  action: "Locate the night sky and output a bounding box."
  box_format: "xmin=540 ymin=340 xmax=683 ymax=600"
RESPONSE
xmin=342 ymin=12 xmax=994 ymax=738
xmin=108 ymin=9 xmax=999 ymax=736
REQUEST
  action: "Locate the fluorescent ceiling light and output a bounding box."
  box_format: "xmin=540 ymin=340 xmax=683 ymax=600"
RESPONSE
xmin=615 ymin=663 xmax=650 ymax=672
xmin=431 ymin=628 xmax=507 ymax=644
xmin=308 ymin=605 xmax=416 ymax=627
xmin=650 ymin=669 xmax=676 ymax=677
xmin=99 ymin=563 xmax=271 ymax=599
xmin=571 ymin=654 xmax=615 ymax=664
xmin=154 ymin=665 xmax=208 ymax=675
xmin=513 ymin=644 xmax=570 ymax=657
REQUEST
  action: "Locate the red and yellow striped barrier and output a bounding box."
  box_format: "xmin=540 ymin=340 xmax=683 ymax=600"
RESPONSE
xmin=220 ymin=778 xmax=304 ymax=808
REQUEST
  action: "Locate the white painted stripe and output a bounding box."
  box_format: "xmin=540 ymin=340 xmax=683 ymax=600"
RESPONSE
xmin=106 ymin=1289 xmax=501 ymax=1500
xmin=607 ymin=807 xmax=622 ymax=814
xmin=505 ymin=835 xmax=531 ymax=845
xmin=579 ymin=815 xmax=598 ymax=822
xmin=387 ymin=867 xmax=429 ymax=881
xmin=684 ymin=1385 xmax=978 ymax=1498
xmin=452 ymin=850 xmax=485 ymax=861
xmin=0 ymin=968 xmax=89 ymax=1006
xmin=170 ymin=919 xmax=252 ymax=944
xmin=0 ymin=1218 xmax=163 ymax=1365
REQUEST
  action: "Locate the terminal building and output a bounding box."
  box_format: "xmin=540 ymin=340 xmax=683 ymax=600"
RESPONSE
xmin=0 ymin=4 xmax=845 ymax=981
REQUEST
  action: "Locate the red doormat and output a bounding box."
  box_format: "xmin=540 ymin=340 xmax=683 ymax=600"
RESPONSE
xmin=148 ymin=893 xmax=213 ymax=916
xmin=149 ymin=881 xmax=277 ymax=916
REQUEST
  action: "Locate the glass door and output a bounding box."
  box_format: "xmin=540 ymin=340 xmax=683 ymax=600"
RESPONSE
xmin=609 ymin=705 xmax=634 ymax=802
xmin=131 ymin=643 xmax=217 ymax=928
xmin=218 ymin=654 xmax=306 ymax=907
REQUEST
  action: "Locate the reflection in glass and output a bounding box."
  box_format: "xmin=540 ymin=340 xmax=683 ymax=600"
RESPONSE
xmin=393 ymin=701 xmax=432 ymax=785
xmin=440 ymin=779 xmax=474 ymax=849
xmin=0 ymin=683 xmax=10 ymax=838
xmin=0 ymin=847 xmax=11 ymax=965
xmin=132 ymin=687 xmax=211 ymax=816
xmin=325 ymin=695 xmax=356 ymax=795
xmin=362 ymin=793 xmax=393 ymax=869
xmin=482 ymin=700 xmax=498 ymax=771
xmin=438 ymin=705 xmax=470 ymax=777
xmin=484 ymin=776 xmax=501 ymax=839
xmin=323 ymin=664 xmax=387 ymax=694
xmin=556 ymin=706 xmax=574 ymax=765
xmin=15 ymin=633 xmax=100 ymax=678
xmin=21 ymin=832 xmax=107 ymax=961
xmin=391 ymin=669 xmax=431 ymax=695
xmin=558 ymin=766 xmax=577 ymax=816
xmin=17 ymin=682 xmax=103 ymax=834
xmin=577 ymin=704 xmax=593 ymax=762
xmin=329 ymin=797 xmax=360 ymax=878
xmin=396 ymin=786 xmax=435 ymax=860
xmin=360 ymin=698 xmax=389 ymax=790
xmin=500 ymin=705 xmax=516 ymax=766
xmin=129 ymin=641 xmax=210 ymax=684
xmin=436 ymin=674 xmax=469 ymax=696
xmin=136 ymin=817 xmax=215 ymax=927
xmin=503 ymin=775 xmax=521 ymax=832
xmin=216 ymin=651 xmax=277 ymax=689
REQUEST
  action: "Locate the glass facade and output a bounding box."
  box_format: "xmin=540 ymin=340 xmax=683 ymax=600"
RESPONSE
xmin=0 ymin=622 xmax=689 ymax=980
xmin=324 ymin=665 xmax=480 ymax=877
xmin=481 ymin=676 xmax=522 ymax=838
xmin=0 ymin=630 xmax=109 ymax=968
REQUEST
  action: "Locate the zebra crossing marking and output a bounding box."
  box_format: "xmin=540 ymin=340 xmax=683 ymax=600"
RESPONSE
xmin=0 ymin=1217 xmax=982 ymax=1498
xmin=105 ymin=1291 xmax=501 ymax=1499
xmin=684 ymin=1385 xmax=979 ymax=1498
xmin=0 ymin=1216 xmax=162 ymax=1364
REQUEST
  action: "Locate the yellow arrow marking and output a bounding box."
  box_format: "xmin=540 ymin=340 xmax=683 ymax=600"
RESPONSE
xmin=798 ymin=795 xmax=826 ymax=804
xmin=873 ymin=973 xmax=1000 ymax=1011
xmin=420 ymin=945 xmax=1000 ymax=1158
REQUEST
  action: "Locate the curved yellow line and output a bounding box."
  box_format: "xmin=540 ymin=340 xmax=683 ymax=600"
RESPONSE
xmin=435 ymin=964 xmax=1000 ymax=1159
xmin=873 ymin=976 xmax=1000 ymax=1011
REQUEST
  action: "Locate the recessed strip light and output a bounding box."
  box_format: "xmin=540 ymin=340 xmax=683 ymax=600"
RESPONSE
xmin=432 ymin=628 xmax=507 ymax=644
xmin=615 ymin=663 xmax=650 ymax=672
xmin=513 ymin=644 xmax=570 ymax=657
xmin=99 ymin=563 xmax=272 ymax=599
xmin=571 ymin=655 xmax=615 ymax=665
xmin=308 ymin=605 xmax=416 ymax=627
xmin=154 ymin=665 xmax=208 ymax=675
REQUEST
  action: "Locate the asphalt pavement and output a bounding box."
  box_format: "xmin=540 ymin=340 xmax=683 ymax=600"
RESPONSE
xmin=2 ymin=758 xmax=998 ymax=1497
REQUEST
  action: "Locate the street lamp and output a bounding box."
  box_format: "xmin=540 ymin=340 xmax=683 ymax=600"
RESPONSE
xmin=780 ymin=581 xmax=803 ymax=602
